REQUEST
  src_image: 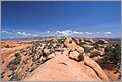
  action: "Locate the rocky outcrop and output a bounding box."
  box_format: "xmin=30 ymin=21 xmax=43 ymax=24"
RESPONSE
xmin=24 ymin=38 xmax=109 ymax=81
xmin=24 ymin=54 xmax=99 ymax=81
xmin=24 ymin=50 xmax=109 ymax=81
xmin=2 ymin=38 xmax=110 ymax=81
xmin=85 ymin=39 xmax=95 ymax=44
xmin=69 ymin=51 xmax=80 ymax=61
xmin=98 ymin=39 xmax=108 ymax=45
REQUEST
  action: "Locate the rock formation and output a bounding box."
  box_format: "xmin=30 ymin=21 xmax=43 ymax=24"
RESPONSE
xmin=24 ymin=38 xmax=109 ymax=81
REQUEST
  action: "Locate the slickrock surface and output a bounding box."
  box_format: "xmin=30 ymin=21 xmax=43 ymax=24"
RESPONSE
xmin=24 ymin=38 xmax=109 ymax=81
xmin=24 ymin=52 xmax=102 ymax=81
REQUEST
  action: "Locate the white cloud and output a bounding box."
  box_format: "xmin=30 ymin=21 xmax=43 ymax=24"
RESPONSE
xmin=2 ymin=31 xmax=13 ymax=34
xmin=104 ymin=32 xmax=113 ymax=35
xmin=17 ymin=32 xmax=33 ymax=36
xmin=96 ymin=32 xmax=99 ymax=34
xmin=73 ymin=31 xmax=83 ymax=34
xmin=47 ymin=31 xmax=50 ymax=33
xmin=57 ymin=30 xmax=73 ymax=36
xmin=17 ymin=32 xmax=21 ymax=35
xmin=86 ymin=32 xmax=93 ymax=34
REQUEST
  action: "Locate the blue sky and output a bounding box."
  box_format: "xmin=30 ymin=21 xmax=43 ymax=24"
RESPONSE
xmin=1 ymin=1 xmax=121 ymax=39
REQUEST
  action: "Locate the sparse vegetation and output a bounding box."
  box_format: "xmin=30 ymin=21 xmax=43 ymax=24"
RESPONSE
xmin=14 ymin=52 xmax=21 ymax=58
xmin=9 ymin=73 xmax=20 ymax=81
xmin=104 ymin=44 xmax=121 ymax=65
xmin=78 ymin=42 xmax=84 ymax=47
xmin=96 ymin=44 xmax=121 ymax=66
xmin=92 ymin=43 xmax=99 ymax=50
xmin=90 ymin=51 xmax=100 ymax=58
xmin=2 ymin=38 xmax=121 ymax=81
xmin=78 ymin=53 xmax=84 ymax=61
xmin=95 ymin=58 xmax=106 ymax=65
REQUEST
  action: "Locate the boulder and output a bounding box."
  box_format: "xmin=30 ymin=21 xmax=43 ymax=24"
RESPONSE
xmin=69 ymin=51 xmax=80 ymax=61
xmin=98 ymin=39 xmax=108 ymax=45
xmin=43 ymin=48 xmax=50 ymax=55
xmin=64 ymin=38 xmax=84 ymax=54
xmin=82 ymin=44 xmax=93 ymax=53
xmin=47 ymin=53 xmax=56 ymax=60
xmin=84 ymin=42 xmax=91 ymax=45
xmin=85 ymin=39 xmax=95 ymax=44
xmin=79 ymin=38 xmax=84 ymax=43
xmin=83 ymin=44 xmax=93 ymax=49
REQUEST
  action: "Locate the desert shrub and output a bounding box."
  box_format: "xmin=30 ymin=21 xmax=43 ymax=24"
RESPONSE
xmin=105 ymin=44 xmax=121 ymax=64
xmin=83 ymin=47 xmax=93 ymax=53
xmin=9 ymin=57 xmax=21 ymax=66
xmin=43 ymin=53 xmax=48 ymax=57
xmin=95 ymin=58 xmax=106 ymax=65
xmin=5 ymin=45 xmax=10 ymax=48
xmin=8 ymin=73 xmax=14 ymax=77
xmin=9 ymin=65 xmax=17 ymax=71
xmin=57 ymin=39 xmax=64 ymax=44
xmin=96 ymin=44 xmax=121 ymax=65
xmin=92 ymin=43 xmax=99 ymax=50
xmin=78 ymin=53 xmax=84 ymax=61
xmin=90 ymin=51 xmax=100 ymax=58
xmin=9 ymin=73 xmax=20 ymax=81
xmin=14 ymin=53 xmax=21 ymax=58
xmin=20 ymin=49 xmax=24 ymax=53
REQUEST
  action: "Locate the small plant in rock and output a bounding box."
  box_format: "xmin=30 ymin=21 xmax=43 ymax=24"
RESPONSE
xmin=78 ymin=53 xmax=84 ymax=61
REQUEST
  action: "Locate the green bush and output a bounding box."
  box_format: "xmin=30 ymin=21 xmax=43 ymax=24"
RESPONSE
xmin=96 ymin=44 xmax=121 ymax=65
xmin=14 ymin=53 xmax=20 ymax=58
xmin=9 ymin=57 xmax=21 ymax=66
xmin=90 ymin=51 xmax=100 ymax=58
xmin=95 ymin=58 xmax=106 ymax=65
xmin=78 ymin=53 xmax=84 ymax=61
xmin=105 ymin=44 xmax=121 ymax=64
xmin=78 ymin=42 xmax=84 ymax=47
xmin=93 ymin=43 xmax=99 ymax=50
